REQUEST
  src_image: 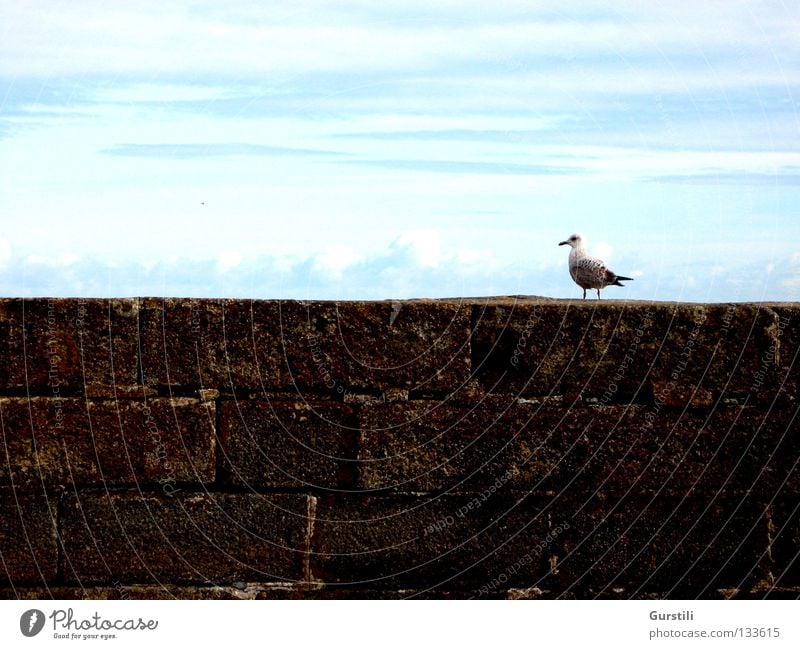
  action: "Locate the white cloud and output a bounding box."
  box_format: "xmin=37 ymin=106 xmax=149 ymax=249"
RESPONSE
xmin=341 ymin=114 xmax=560 ymax=136
xmin=0 ymin=239 xmax=11 ymax=269
xmin=22 ymin=253 xmax=79 ymax=267
xmin=455 ymin=248 xmax=504 ymax=275
xmin=1 ymin=2 xmax=798 ymax=305
xmin=457 ymin=248 xmax=493 ymax=264
xmin=539 ymin=146 xmax=800 ymax=180
xmin=217 ymin=250 xmax=242 ymax=273
xmin=592 ymin=241 xmax=614 ymax=262
xmin=398 ymin=230 xmax=442 ymax=268
xmin=2 ymin=1 xmax=797 ymax=83
xmin=313 ymin=245 xmax=360 ymax=276
xmin=55 ymin=253 xmax=80 ymax=267
xmin=89 ymin=84 xmax=255 ymax=104
xmin=271 ymin=255 xmax=302 ymax=274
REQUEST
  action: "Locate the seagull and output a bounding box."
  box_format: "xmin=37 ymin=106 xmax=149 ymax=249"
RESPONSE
xmin=559 ymin=233 xmax=633 ymax=299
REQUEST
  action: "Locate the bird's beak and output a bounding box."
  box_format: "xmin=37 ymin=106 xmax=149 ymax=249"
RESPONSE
xmin=558 ymin=241 xmax=568 ymax=246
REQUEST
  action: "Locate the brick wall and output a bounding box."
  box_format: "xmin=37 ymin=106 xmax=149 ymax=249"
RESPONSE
xmin=1 ymin=297 xmax=798 ymax=599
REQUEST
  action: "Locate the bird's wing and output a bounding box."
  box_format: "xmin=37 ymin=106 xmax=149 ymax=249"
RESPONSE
xmin=574 ymin=255 xmax=608 ymax=287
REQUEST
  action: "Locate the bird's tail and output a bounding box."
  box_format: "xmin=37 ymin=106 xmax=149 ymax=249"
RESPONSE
xmin=612 ymin=275 xmax=633 ymax=286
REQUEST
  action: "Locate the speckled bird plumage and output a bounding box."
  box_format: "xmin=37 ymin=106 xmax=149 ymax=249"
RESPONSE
xmin=559 ymin=233 xmax=633 ymax=299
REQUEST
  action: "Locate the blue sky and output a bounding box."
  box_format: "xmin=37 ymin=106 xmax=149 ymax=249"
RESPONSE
xmin=1 ymin=0 xmax=799 ymax=301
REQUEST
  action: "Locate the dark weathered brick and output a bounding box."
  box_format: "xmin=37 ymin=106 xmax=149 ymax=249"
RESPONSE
xmin=0 ymin=584 xmax=315 ymax=600
xmin=769 ymin=305 xmax=800 ymax=406
xmin=283 ymin=300 xmax=472 ymax=392
xmin=0 ymin=298 xmax=797 ymax=599
xmin=545 ymin=493 xmax=770 ymax=597
xmin=359 ymin=402 xmax=800 ymax=496
xmin=139 ymin=299 xmax=273 ymax=389
xmin=1 ymin=397 xmax=97 ymax=486
xmin=61 ymin=492 xmax=310 ymax=584
xmin=253 ymin=587 xmax=483 ymax=599
xmin=0 ymin=587 xmax=97 ymax=599
xmin=139 ymin=299 xmax=472 ymax=391
xmin=471 ymin=301 xmax=658 ymax=398
xmin=0 ymin=397 xmax=215 ymax=487
xmin=220 ymin=400 xmax=357 ymax=489
xmin=577 ymin=405 xmax=800 ymax=496
xmin=311 ymin=494 xmax=551 ymax=589
xmin=471 ymin=302 xmax=779 ymax=403
xmin=358 ymin=401 xmax=587 ymax=493
xmin=771 ymin=499 xmax=800 ymax=588
xmin=645 ymin=304 xmax=772 ymax=405
xmin=0 ymin=488 xmax=58 ymax=584
xmin=0 ymin=298 xmax=139 ymax=390
xmin=718 ymin=586 xmax=800 ymax=599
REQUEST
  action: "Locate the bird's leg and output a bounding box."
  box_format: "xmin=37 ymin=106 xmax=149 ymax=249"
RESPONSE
xmin=596 ymin=289 xmax=601 ymax=299
xmin=582 ymin=288 xmax=586 ymax=299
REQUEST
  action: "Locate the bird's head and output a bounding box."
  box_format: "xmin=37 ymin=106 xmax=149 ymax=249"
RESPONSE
xmin=558 ymin=233 xmax=583 ymax=249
